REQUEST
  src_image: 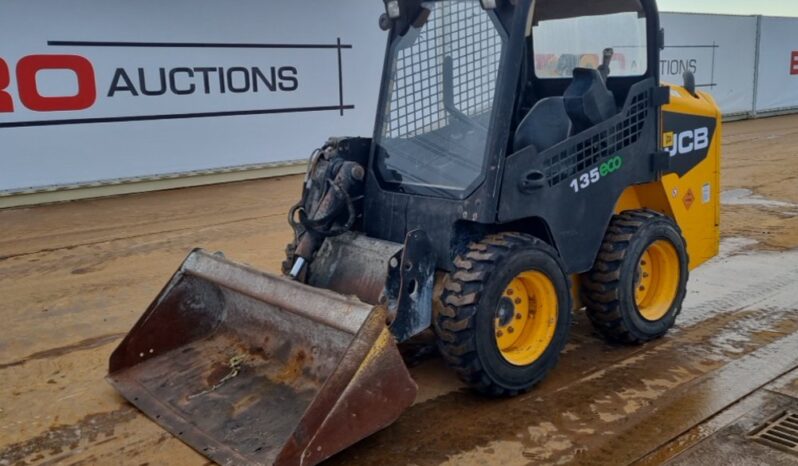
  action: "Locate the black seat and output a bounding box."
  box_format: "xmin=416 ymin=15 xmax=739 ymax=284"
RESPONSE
xmin=513 ymin=97 xmax=572 ymax=153
xmin=564 ymin=68 xmax=617 ymax=134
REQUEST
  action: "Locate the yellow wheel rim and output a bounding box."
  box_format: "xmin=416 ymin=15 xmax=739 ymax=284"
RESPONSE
xmin=494 ymin=271 xmax=558 ymax=366
xmin=635 ymin=240 xmax=680 ymax=321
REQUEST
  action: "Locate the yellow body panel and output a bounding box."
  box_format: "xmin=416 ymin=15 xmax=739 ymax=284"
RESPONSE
xmin=616 ymin=84 xmax=722 ymax=270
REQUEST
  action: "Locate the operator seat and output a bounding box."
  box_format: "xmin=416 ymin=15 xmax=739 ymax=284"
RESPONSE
xmin=563 ymin=68 xmax=617 ymax=134
xmin=513 ymin=97 xmax=572 ymax=153
xmin=512 ymin=67 xmax=618 ymax=153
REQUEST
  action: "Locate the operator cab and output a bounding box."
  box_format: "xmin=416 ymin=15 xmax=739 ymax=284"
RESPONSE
xmin=370 ymin=0 xmax=656 ymax=202
xmin=366 ymin=0 xmax=665 ymax=273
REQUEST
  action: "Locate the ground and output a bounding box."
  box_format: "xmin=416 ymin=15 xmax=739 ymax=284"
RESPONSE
xmin=2 ymin=114 xmax=798 ymax=465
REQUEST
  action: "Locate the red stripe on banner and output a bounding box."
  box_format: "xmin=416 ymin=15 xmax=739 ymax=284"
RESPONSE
xmin=16 ymin=55 xmax=97 ymax=112
xmin=0 ymin=58 xmax=12 ymax=112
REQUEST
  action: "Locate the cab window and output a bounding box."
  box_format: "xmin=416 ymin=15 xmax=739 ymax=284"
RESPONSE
xmin=531 ymin=2 xmax=647 ymax=79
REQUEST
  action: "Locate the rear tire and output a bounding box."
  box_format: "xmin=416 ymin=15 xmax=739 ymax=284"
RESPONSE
xmin=582 ymin=210 xmax=689 ymax=344
xmin=434 ymin=233 xmax=572 ymax=397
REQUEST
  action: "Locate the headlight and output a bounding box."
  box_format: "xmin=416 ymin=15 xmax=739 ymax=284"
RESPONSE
xmin=384 ymin=0 xmax=401 ymax=19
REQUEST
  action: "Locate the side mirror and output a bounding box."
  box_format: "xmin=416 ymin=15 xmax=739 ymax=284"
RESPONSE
xmin=683 ymin=71 xmax=698 ymax=98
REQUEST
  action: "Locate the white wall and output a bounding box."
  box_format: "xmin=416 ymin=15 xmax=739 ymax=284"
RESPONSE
xmin=0 ymin=4 xmax=796 ymax=195
xmin=660 ymin=13 xmax=758 ymax=116
xmin=755 ymin=16 xmax=798 ymax=113
xmin=0 ymin=0 xmax=386 ymax=193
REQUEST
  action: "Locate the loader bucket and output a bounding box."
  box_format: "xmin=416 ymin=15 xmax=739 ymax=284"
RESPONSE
xmin=108 ymin=250 xmax=417 ymax=466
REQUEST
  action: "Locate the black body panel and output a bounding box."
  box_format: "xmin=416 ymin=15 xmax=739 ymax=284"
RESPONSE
xmin=499 ymin=79 xmax=661 ymax=273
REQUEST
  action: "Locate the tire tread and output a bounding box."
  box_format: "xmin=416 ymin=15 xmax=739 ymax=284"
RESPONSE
xmin=582 ymin=209 xmax=688 ymax=344
xmin=435 ymin=233 xmax=565 ymax=396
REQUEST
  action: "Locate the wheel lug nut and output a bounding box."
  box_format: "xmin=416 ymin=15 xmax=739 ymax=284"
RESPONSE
xmin=515 ymin=313 xmax=522 ymax=320
xmin=496 ymin=331 xmax=503 ymax=338
xmin=507 ymin=289 xmax=514 ymax=296
xmin=508 ymin=327 xmax=515 ymax=334
xmin=514 ymin=298 xmax=522 ymax=305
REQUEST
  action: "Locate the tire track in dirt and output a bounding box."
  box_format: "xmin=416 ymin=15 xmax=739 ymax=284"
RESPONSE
xmin=0 ymin=408 xmax=138 ymax=466
xmin=0 ymin=213 xmax=282 ymax=262
xmin=0 ymin=334 xmax=124 ymax=370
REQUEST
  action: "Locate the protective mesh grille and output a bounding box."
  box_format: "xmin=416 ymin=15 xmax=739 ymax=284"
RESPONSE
xmin=543 ymin=89 xmax=650 ymax=186
xmin=383 ymin=1 xmax=503 ymax=139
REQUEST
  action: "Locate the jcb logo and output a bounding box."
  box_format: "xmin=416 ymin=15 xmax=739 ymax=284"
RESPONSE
xmin=664 ymin=127 xmax=709 ymax=157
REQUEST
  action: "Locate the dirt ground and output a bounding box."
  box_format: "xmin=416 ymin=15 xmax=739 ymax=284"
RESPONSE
xmin=2 ymin=114 xmax=798 ymax=465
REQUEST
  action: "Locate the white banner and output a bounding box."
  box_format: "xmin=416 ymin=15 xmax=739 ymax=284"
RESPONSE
xmin=660 ymin=13 xmax=758 ymax=116
xmin=0 ymin=0 xmax=386 ymax=192
xmin=755 ymin=16 xmax=798 ymax=113
xmin=1 ymin=4 xmax=796 ymax=194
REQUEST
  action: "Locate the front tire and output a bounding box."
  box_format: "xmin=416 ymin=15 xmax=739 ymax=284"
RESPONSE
xmin=434 ymin=233 xmax=572 ymax=397
xmin=582 ymin=210 xmax=689 ymax=344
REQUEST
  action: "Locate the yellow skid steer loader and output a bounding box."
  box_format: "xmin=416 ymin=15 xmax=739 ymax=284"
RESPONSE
xmin=108 ymin=0 xmax=722 ymax=464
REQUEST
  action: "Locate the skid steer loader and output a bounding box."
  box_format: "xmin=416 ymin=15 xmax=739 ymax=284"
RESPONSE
xmin=108 ymin=0 xmax=722 ymax=464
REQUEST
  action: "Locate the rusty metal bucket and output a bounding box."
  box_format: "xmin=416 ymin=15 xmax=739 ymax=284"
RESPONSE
xmin=108 ymin=249 xmax=417 ymax=466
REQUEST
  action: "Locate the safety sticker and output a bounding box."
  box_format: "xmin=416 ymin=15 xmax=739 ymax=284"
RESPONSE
xmin=683 ymin=188 xmax=695 ymax=211
xmin=702 ymin=183 xmax=711 ymax=204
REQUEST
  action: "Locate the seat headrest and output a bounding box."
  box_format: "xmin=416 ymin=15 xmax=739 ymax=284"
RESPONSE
xmin=564 ymin=68 xmax=617 ymax=132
